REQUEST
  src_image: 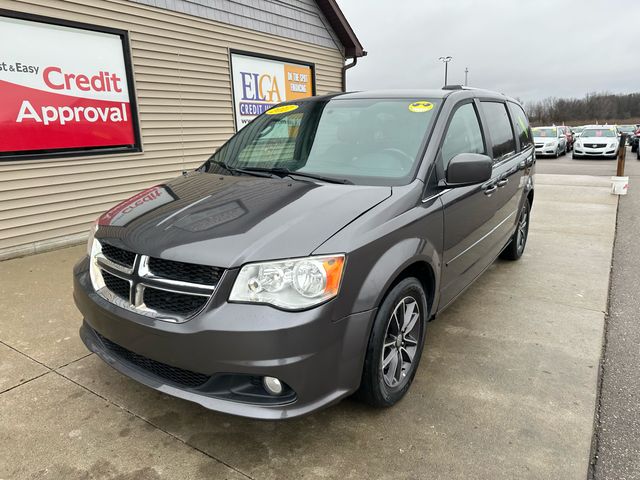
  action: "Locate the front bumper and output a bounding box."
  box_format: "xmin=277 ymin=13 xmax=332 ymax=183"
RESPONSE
xmin=535 ymin=145 xmax=559 ymax=156
xmin=74 ymin=257 xmax=375 ymax=419
xmin=573 ymin=146 xmax=617 ymax=158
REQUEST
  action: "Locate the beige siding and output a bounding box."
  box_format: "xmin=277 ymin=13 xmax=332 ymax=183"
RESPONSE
xmin=0 ymin=0 xmax=345 ymax=259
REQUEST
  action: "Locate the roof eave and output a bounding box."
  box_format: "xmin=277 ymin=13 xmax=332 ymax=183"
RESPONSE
xmin=315 ymin=0 xmax=366 ymax=58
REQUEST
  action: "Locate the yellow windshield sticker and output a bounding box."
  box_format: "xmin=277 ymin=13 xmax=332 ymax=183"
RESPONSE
xmin=408 ymin=101 xmax=434 ymax=113
xmin=266 ymin=104 xmax=299 ymax=115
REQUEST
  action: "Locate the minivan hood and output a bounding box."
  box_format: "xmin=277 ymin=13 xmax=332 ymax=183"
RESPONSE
xmin=97 ymin=172 xmax=391 ymax=268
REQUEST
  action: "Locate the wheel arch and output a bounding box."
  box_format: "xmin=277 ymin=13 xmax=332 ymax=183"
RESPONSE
xmin=384 ymin=261 xmax=436 ymax=319
xmin=352 ymin=238 xmax=440 ymax=320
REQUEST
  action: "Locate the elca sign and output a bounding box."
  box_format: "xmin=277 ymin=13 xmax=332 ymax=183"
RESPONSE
xmin=231 ymin=52 xmax=314 ymax=130
xmin=0 ymin=14 xmax=139 ymax=159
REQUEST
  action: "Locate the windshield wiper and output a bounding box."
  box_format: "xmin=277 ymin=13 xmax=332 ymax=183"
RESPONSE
xmin=208 ymin=160 xmax=274 ymax=179
xmin=240 ymin=166 xmax=354 ymax=185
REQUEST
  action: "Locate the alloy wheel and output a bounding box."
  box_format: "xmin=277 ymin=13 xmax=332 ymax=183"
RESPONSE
xmin=516 ymin=205 xmax=529 ymax=253
xmin=381 ymin=296 xmax=422 ymax=388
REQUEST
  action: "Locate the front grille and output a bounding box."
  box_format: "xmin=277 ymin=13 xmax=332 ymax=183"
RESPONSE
xmin=102 ymin=271 xmax=130 ymax=301
xmin=143 ymin=287 xmax=208 ymax=316
xmin=102 ymin=243 xmax=136 ymax=269
xmin=585 ymin=143 xmax=606 ymax=148
xmin=148 ymin=257 xmax=222 ymax=285
xmin=97 ymin=332 xmax=210 ymax=388
xmin=95 ymin=239 xmax=223 ymax=322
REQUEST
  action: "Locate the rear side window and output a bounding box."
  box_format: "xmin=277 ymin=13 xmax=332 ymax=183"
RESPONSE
xmin=481 ymin=101 xmax=516 ymax=161
xmin=508 ymin=102 xmax=533 ymax=149
xmin=441 ymin=103 xmax=485 ymax=169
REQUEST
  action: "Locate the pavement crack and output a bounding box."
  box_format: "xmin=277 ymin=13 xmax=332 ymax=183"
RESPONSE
xmin=0 ymin=370 xmax=52 ymax=395
xmin=0 ymin=338 xmax=52 ymax=370
xmin=55 ymin=352 xmax=94 ymax=370
xmin=54 ymin=370 xmax=256 ymax=480
xmin=0 ymin=338 xmax=94 ymax=372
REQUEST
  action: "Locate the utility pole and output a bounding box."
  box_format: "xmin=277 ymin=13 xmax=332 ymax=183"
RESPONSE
xmin=464 ymin=67 xmax=469 ymax=86
xmin=438 ymin=56 xmax=452 ymax=85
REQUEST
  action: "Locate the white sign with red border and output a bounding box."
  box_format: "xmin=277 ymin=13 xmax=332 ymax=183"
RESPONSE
xmin=0 ymin=15 xmax=138 ymax=157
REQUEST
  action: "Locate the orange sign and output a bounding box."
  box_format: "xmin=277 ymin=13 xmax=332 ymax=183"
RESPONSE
xmin=284 ymin=64 xmax=313 ymax=101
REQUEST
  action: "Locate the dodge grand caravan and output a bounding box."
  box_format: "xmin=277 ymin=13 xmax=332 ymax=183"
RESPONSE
xmin=74 ymin=88 xmax=535 ymax=419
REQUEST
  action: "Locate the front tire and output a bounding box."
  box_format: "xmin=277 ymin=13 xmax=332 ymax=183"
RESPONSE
xmin=357 ymin=278 xmax=428 ymax=408
xmin=500 ymin=199 xmax=530 ymax=261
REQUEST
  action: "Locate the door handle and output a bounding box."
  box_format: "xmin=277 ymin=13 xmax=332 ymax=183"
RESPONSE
xmin=496 ymin=178 xmax=508 ymax=187
xmin=484 ymin=185 xmax=497 ymax=195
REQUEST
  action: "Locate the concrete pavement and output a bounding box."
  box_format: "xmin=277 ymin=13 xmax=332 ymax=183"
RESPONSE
xmin=0 ymin=172 xmax=617 ymax=479
xmin=588 ymin=154 xmax=640 ymax=480
xmin=535 ymin=146 xmax=640 ymax=480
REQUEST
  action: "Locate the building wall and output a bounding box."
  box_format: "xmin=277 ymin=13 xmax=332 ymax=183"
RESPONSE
xmin=0 ymin=0 xmax=345 ymax=260
xmin=129 ymin=0 xmax=343 ymax=51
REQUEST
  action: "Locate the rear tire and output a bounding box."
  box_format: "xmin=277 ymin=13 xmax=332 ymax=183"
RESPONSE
xmin=357 ymin=277 xmax=428 ymax=408
xmin=500 ymin=199 xmax=530 ymax=261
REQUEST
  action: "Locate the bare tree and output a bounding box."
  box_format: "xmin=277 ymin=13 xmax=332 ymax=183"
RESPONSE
xmin=525 ymin=92 xmax=640 ymax=126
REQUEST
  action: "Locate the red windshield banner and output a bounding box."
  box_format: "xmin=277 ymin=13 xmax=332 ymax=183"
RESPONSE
xmin=0 ymin=15 xmax=138 ymax=158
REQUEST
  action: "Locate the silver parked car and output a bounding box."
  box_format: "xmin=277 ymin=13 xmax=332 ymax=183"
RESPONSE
xmin=532 ymin=126 xmax=566 ymax=158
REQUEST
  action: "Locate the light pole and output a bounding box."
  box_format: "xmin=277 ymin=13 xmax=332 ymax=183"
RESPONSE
xmin=464 ymin=67 xmax=469 ymax=86
xmin=438 ymin=56 xmax=452 ymax=85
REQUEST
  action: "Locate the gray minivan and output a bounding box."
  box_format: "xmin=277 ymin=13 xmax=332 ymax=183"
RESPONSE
xmin=74 ymin=87 xmax=535 ymax=419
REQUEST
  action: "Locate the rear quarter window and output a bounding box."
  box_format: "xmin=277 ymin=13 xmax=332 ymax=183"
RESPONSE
xmin=481 ymin=101 xmax=516 ymax=162
xmin=508 ymin=102 xmax=533 ymax=149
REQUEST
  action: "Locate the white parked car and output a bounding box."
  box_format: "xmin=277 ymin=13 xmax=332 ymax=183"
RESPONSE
xmin=573 ymin=126 xmax=619 ymax=159
xmin=532 ymin=126 xmax=566 ymax=158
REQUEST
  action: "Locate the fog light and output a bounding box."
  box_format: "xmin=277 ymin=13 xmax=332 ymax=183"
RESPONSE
xmin=263 ymin=376 xmax=283 ymax=395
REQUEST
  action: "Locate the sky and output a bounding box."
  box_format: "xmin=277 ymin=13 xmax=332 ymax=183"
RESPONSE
xmin=337 ymin=0 xmax=639 ymax=103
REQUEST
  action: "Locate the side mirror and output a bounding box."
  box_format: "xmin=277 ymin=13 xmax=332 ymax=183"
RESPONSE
xmin=445 ymin=153 xmax=492 ymax=186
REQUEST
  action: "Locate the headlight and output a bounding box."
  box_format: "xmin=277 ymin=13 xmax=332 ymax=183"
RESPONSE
xmin=87 ymin=227 xmax=104 ymax=292
xmin=229 ymin=255 xmax=345 ymax=310
xmin=609 ymin=142 xmax=618 ymax=148
xmin=86 ymin=220 xmax=98 ymax=256
xmin=544 ymin=141 xmax=557 ymax=147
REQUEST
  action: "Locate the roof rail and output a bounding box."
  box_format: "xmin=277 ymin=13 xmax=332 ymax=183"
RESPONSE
xmin=442 ymin=85 xmax=463 ymax=90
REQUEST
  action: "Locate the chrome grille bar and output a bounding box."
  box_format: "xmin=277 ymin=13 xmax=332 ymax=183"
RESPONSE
xmin=91 ymin=239 xmax=222 ymax=323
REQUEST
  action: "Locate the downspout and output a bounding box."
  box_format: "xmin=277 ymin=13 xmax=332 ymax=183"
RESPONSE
xmin=341 ymin=54 xmax=362 ymax=92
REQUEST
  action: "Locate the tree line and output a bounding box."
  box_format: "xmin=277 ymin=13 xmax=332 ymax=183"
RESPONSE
xmin=525 ymin=92 xmax=640 ymax=126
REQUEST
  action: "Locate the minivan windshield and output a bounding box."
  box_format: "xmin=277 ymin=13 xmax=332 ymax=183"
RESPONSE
xmin=582 ymin=128 xmax=616 ymax=138
xmin=204 ymin=98 xmax=440 ymax=186
xmin=617 ymin=125 xmax=635 ymax=133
